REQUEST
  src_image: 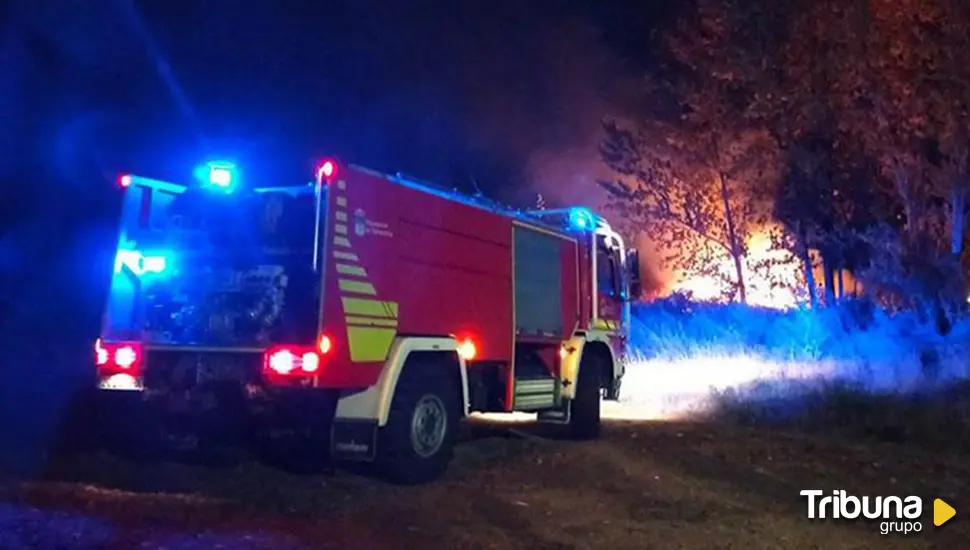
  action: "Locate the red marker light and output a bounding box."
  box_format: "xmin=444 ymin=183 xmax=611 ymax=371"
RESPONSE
xmin=318 ymin=334 xmax=333 ymax=354
xmin=264 ymin=345 xmax=322 ymax=379
xmin=95 ymin=341 xmax=143 ymax=374
xmin=458 ymin=338 xmax=477 ymax=361
xmin=95 ymin=339 xmax=109 ymax=365
xmin=301 ymin=352 xmax=320 ymax=373
xmin=316 ymin=159 xmax=338 ymax=182
xmin=118 ymin=174 xmax=133 ymax=188
xmin=268 ymin=349 xmax=296 ymax=375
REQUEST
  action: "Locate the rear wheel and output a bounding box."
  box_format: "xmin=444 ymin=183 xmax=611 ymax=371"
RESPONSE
xmin=569 ymin=352 xmax=602 ymax=440
xmin=377 ymin=360 xmax=461 ymax=484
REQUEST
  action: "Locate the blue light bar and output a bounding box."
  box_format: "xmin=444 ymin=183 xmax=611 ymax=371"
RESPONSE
xmin=115 ymin=249 xmax=171 ymax=276
xmin=195 ymin=160 xmax=238 ymax=191
xmin=568 ymin=207 xmax=595 ymax=231
xmin=207 ymin=162 xmax=235 ymax=188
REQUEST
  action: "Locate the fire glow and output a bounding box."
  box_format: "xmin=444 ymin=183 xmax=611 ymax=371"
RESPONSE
xmin=670 ymin=225 xmax=804 ymax=310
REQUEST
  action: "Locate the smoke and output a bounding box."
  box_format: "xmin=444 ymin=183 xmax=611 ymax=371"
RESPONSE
xmin=518 ymin=20 xmax=639 ymax=210
xmin=634 ymin=233 xmax=676 ymax=299
xmin=466 ymin=15 xmax=678 ymax=302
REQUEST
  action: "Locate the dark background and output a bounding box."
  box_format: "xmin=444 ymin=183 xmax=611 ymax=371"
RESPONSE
xmin=0 ymin=0 xmax=672 ymax=470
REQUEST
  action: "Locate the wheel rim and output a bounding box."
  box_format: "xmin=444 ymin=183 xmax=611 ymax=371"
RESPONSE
xmin=410 ymin=394 xmax=448 ymax=458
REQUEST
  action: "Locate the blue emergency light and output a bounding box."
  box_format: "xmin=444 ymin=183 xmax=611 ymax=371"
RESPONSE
xmin=569 ymin=207 xmax=595 ymax=231
xmin=115 ymin=249 xmax=171 ymax=276
xmin=197 ymin=160 xmax=237 ymax=191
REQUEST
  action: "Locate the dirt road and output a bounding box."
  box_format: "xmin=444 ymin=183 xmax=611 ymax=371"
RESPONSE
xmin=3 ymin=419 xmax=968 ymax=549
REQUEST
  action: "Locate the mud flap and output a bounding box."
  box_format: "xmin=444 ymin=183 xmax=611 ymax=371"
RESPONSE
xmin=537 ymin=401 xmax=571 ymax=425
xmin=331 ymin=419 xmax=377 ymax=461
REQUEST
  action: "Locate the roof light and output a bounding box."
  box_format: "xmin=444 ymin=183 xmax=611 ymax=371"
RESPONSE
xmin=118 ymin=174 xmax=133 ymax=188
xmin=316 ymin=158 xmax=339 ymax=183
xmin=194 ymin=160 xmax=238 ymax=191
xmin=569 ymin=207 xmax=595 ymax=231
xmin=141 ymin=255 xmax=167 ymax=273
xmin=207 ymin=162 xmax=235 ymax=188
xmin=114 ymin=249 xmax=171 ymax=276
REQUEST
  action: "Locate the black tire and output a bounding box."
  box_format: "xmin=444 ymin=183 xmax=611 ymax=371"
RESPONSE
xmin=569 ymin=353 xmax=602 ymax=440
xmin=376 ymin=361 xmax=461 ymax=485
xmin=604 ymin=377 xmax=622 ymax=401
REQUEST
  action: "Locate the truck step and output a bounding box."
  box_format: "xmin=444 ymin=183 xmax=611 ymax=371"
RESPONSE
xmin=512 ymin=377 xmax=558 ymax=411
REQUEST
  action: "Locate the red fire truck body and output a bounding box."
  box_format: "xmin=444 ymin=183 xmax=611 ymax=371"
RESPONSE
xmin=94 ymin=159 xmax=639 ymax=483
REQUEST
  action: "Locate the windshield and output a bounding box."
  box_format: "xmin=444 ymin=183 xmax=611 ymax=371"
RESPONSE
xmin=101 ymin=181 xmax=325 ymax=347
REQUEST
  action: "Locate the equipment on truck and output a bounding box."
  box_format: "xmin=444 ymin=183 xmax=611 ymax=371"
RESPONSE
xmin=93 ymin=158 xmax=641 ymax=483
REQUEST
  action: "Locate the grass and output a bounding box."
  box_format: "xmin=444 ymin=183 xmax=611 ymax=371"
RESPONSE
xmin=5 ymin=420 xmax=968 ymax=549
xmin=703 ymin=379 xmax=970 ymax=454
xmin=2 ymin=295 xmax=969 ymax=547
xmin=625 ymin=298 xmax=970 ymax=455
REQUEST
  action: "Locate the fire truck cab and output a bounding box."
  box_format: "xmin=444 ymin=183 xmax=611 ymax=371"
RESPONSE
xmin=94 ymin=159 xmax=640 ymax=483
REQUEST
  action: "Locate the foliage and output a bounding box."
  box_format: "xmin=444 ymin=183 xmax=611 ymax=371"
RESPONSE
xmin=604 ymin=0 xmax=970 ymax=315
xmin=598 ymin=5 xmax=786 ymax=303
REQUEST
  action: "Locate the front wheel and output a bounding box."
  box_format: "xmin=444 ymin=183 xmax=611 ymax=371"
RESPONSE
xmin=569 ymin=353 xmax=602 ymax=440
xmin=603 ymin=377 xmax=622 ymax=401
xmin=376 ymin=364 xmax=461 ymax=484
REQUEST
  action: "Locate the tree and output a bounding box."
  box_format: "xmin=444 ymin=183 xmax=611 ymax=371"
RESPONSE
xmin=602 ymin=0 xmax=970 ymax=314
xmin=600 ymin=0 xmax=793 ymax=304
xmin=600 ymin=87 xmax=778 ymax=304
xmin=844 ymin=0 xmax=970 ymax=319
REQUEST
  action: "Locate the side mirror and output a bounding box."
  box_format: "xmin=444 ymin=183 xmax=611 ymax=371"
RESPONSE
xmin=626 ymin=249 xmax=642 ymax=300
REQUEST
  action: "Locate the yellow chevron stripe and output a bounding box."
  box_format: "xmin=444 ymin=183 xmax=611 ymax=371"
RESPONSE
xmin=337 ymin=196 xmax=347 ymax=207
xmin=337 ymin=264 xmax=367 ymax=277
xmin=592 ymin=318 xmax=619 ymax=331
xmin=346 ymin=316 xmax=398 ymax=327
xmin=342 ymin=298 xmax=398 ymax=318
xmin=335 ymin=223 xmax=348 ymax=235
xmin=337 ymin=180 xmax=346 ymax=190
xmin=334 ymin=250 xmax=358 ymax=262
xmin=336 ymin=211 xmax=348 ymax=222
xmin=346 ymin=326 xmax=396 ymax=362
xmin=339 ymin=279 xmax=376 ymax=295
xmin=334 ymin=236 xmax=351 ymax=248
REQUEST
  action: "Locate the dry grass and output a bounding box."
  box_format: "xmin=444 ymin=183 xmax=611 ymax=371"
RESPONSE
xmin=2 ymin=418 xmax=968 ymax=549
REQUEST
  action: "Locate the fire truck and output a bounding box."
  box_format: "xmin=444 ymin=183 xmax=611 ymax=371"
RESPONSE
xmin=93 ymin=158 xmax=640 ymax=483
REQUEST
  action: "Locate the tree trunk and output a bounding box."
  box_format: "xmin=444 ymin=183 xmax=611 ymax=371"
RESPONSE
xmin=950 ymin=184 xmax=966 ymax=257
xmin=800 ymin=244 xmax=818 ymax=308
xmin=837 ymin=269 xmax=844 ymax=299
xmin=718 ymin=172 xmax=746 ymax=304
xmin=822 ymin=255 xmax=837 ymax=306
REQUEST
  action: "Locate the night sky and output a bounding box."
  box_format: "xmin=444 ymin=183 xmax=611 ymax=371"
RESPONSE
xmin=0 ymin=0 xmax=672 ymax=469
xmin=0 ymin=0 xmax=672 ymax=387
xmin=4 ymin=0 xmax=672 ymax=205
